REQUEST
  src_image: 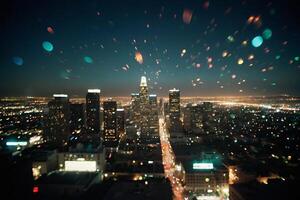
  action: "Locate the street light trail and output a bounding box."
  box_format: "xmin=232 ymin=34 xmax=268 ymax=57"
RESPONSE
xmin=159 ymin=117 xmax=184 ymax=200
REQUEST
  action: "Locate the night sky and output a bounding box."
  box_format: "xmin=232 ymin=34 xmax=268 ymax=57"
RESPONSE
xmin=1 ymin=0 xmax=300 ymax=97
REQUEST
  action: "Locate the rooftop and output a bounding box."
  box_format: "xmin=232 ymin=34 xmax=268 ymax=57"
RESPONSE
xmin=53 ymin=94 xmax=68 ymax=98
xmin=88 ymin=89 xmax=101 ymax=93
xmin=140 ymin=76 xmax=147 ymax=87
xmin=37 ymin=171 xmax=99 ymax=186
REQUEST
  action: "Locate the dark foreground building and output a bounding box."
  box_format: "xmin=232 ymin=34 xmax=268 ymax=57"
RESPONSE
xmin=0 ymin=151 xmax=33 ymax=200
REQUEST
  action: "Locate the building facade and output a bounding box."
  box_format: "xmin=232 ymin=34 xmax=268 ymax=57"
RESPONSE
xmin=103 ymin=100 xmax=118 ymax=147
xmin=46 ymin=94 xmax=70 ymax=143
xmin=86 ymin=89 xmax=100 ymax=135
xmin=169 ymin=89 xmax=182 ymax=133
xmin=70 ymin=103 xmax=85 ymax=135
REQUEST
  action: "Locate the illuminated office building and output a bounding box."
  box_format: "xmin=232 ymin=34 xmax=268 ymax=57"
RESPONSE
xmin=169 ymin=88 xmax=182 ymax=133
xmin=182 ymin=155 xmax=229 ymax=200
xmin=184 ymin=104 xmax=203 ymax=134
xmin=86 ymin=89 xmax=100 ymax=135
xmin=47 ymin=94 xmax=70 ymax=143
xmin=130 ymin=77 xmax=159 ymax=137
xmin=139 ymin=76 xmax=150 ymax=134
xmin=139 ymin=76 xmax=149 ymax=107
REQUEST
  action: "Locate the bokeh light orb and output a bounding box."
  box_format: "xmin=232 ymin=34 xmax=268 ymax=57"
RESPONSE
xmin=251 ymin=36 xmax=263 ymax=48
xmin=237 ymin=58 xmax=244 ymax=65
xmin=47 ymin=26 xmax=55 ymax=34
xmin=42 ymin=41 xmax=54 ymax=52
xmin=83 ymin=56 xmax=93 ymax=64
xmin=12 ymin=56 xmax=24 ymax=66
xmin=135 ymin=51 xmax=143 ymax=64
xmin=227 ymin=35 xmax=234 ymax=42
xmin=262 ymin=28 xmax=272 ymax=40
xmin=182 ymin=9 xmax=193 ymax=24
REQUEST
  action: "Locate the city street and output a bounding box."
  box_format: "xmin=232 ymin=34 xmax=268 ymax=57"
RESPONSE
xmin=159 ymin=117 xmax=184 ymax=200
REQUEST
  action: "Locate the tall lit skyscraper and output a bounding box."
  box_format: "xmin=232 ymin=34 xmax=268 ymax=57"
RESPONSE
xmin=86 ymin=89 xmax=100 ymax=135
xmin=46 ymin=94 xmax=70 ymax=143
xmin=169 ymin=88 xmax=182 ymax=133
xmin=139 ymin=76 xmax=148 ymax=106
xmin=103 ymin=99 xmax=118 ymax=147
xmin=139 ymin=76 xmax=151 ymax=135
xmin=130 ymin=76 xmax=159 ymax=137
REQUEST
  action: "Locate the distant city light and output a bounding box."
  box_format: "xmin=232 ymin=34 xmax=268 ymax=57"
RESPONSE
xmin=193 ymin=163 xmax=214 ymax=170
xmin=33 ymin=186 xmax=39 ymax=193
xmin=29 ymin=135 xmax=42 ymax=144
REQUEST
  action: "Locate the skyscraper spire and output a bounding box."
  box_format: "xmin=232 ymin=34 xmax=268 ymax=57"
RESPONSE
xmin=140 ymin=76 xmax=147 ymax=87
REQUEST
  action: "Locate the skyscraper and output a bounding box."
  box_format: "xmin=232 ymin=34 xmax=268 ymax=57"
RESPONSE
xmin=149 ymin=94 xmax=157 ymax=106
xmin=46 ymin=94 xmax=70 ymax=143
xmin=103 ymin=99 xmax=118 ymax=147
xmin=70 ymin=103 xmax=85 ymax=134
xmin=116 ymin=108 xmax=125 ymax=136
xmin=191 ymin=104 xmax=204 ymax=134
xmin=149 ymin=94 xmax=159 ymax=135
xmin=169 ymin=88 xmax=182 ymax=133
xmin=183 ymin=104 xmax=203 ymax=135
xmin=130 ymin=93 xmax=140 ymax=127
xmin=183 ymin=103 xmax=193 ymax=133
xmin=139 ymin=76 xmax=148 ymax=107
xmin=139 ymin=76 xmax=151 ymax=135
xmin=86 ymin=89 xmax=100 ymax=135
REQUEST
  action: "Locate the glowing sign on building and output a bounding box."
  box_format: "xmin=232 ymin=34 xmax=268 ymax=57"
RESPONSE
xmin=193 ymin=163 xmax=214 ymax=170
xmin=6 ymin=141 xmax=28 ymax=146
xmin=64 ymin=161 xmax=97 ymax=172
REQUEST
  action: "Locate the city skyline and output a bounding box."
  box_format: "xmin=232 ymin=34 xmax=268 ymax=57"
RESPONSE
xmin=1 ymin=0 xmax=300 ymax=97
xmin=1 ymin=1 xmax=300 ymax=199
xmin=1 ymin=72 xmax=299 ymax=200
